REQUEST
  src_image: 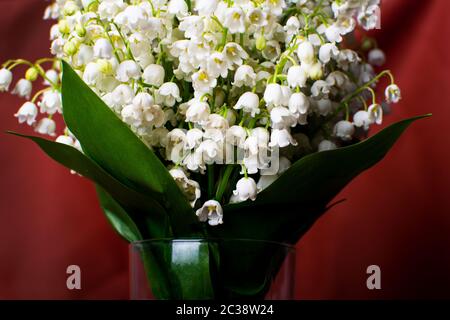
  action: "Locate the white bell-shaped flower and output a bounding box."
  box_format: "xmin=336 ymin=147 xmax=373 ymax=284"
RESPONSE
xmin=185 ymin=128 xmax=204 ymax=150
xmin=83 ymin=62 xmax=102 ymax=86
xmin=264 ymin=83 xmax=283 ymax=108
xmin=224 ymin=7 xmax=246 ymax=34
xmin=234 ymin=92 xmax=260 ymax=117
xmin=116 ymin=60 xmax=141 ymax=82
xmin=385 ymin=84 xmax=401 ymax=104
xmin=56 ymin=135 xmax=75 ymax=146
xmin=269 ymin=128 xmax=298 ymax=148
xmin=297 ymin=41 xmax=315 ymax=64
xmin=143 ymin=64 xmax=165 ymax=87
xmin=207 ymin=52 xmax=228 ymax=78
xmin=353 ymin=110 xmax=371 ymax=130
xmin=231 ymin=177 xmax=257 ymax=203
xmin=35 ymin=118 xmax=56 ymax=136
xmin=157 ymin=82 xmax=182 ymax=107
xmin=318 ymin=140 xmax=337 ymax=152
xmin=288 ymin=92 xmax=310 ymax=116
xmin=226 ymin=125 xmax=247 ymax=148
xmin=0 ymin=68 xmax=13 ymax=92
xmin=169 ymin=167 xmax=201 ymax=207
xmin=185 ymin=100 xmax=210 ymax=125
xmin=233 ymin=65 xmax=256 ymax=88
xmin=270 ymin=107 xmax=298 ymax=129
xmin=334 ymin=120 xmax=355 ymax=141
xmin=44 ymin=69 xmax=60 ymax=86
xmin=287 ymin=66 xmax=307 ymax=88
xmin=14 ymin=102 xmax=38 ymax=125
xmin=12 ymin=79 xmax=32 ymax=99
xmin=319 ymin=43 xmax=339 ymax=64
xmin=368 ymin=103 xmax=383 ymax=125
xmin=93 ymin=38 xmax=113 ymax=59
xmin=38 ymin=90 xmax=62 ymax=115
xmin=196 ymin=200 xmax=223 ymax=226
xmin=192 ymin=70 xmax=217 ymax=94
xmin=167 ymin=0 xmax=188 ymax=19
xmin=195 ymin=0 xmax=219 ymax=16
xmin=368 ymin=49 xmax=386 ymax=67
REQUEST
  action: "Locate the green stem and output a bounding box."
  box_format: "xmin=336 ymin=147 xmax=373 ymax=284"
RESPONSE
xmin=215 ymin=165 xmax=235 ymax=202
xmin=185 ymin=0 xmax=192 ymax=12
xmin=208 ymin=165 xmax=214 ymax=199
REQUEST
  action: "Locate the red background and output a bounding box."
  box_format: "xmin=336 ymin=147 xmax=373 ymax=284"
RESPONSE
xmin=0 ymin=0 xmax=449 ymax=299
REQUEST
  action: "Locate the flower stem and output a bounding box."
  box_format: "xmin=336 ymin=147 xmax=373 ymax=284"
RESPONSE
xmin=215 ymin=165 xmax=234 ymax=202
xmin=208 ymin=165 xmax=214 ymax=199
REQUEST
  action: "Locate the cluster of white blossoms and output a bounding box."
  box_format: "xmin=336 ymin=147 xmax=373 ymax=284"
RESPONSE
xmin=1 ymin=0 xmax=402 ymax=226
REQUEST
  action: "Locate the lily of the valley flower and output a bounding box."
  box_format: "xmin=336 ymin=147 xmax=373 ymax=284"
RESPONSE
xmin=196 ymin=200 xmax=223 ymax=226
xmin=231 ymin=177 xmax=257 ymax=203
xmin=55 ymin=135 xmax=75 ymax=146
xmin=385 ymin=84 xmax=401 ymax=104
xmin=186 ymin=100 xmax=210 ymax=124
xmin=169 ymin=167 xmax=201 ymax=207
xmin=143 ymin=64 xmax=165 ymax=87
xmin=116 ymin=60 xmax=141 ymax=82
xmin=35 ymin=118 xmax=56 ymax=136
xmin=334 ymin=120 xmax=355 ymax=141
xmin=38 ymin=90 xmax=62 ymax=114
xmin=353 ymin=110 xmax=371 ymax=130
xmin=233 ymin=65 xmax=256 ymax=88
xmin=14 ymin=102 xmax=38 ymax=125
xmin=368 ymin=103 xmax=383 ymax=125
xmin=157 ymin=82 xmax=182 ymax=107
xmin=234 ymin=92 xmax=260 ymax=117
xmin=12 ymin=79 xmax=32 ymax=99
xmin=0 ymin=68 xmax=13 ymax=91
xmin=318 ymin=140 xmax=337 ymax=152
xmin=287 ymin=66 xmax=307 ymax=88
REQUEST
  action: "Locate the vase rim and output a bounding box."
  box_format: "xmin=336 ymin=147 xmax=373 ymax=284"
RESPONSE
xmin=130 ymin=238 xmax=296 ymax=250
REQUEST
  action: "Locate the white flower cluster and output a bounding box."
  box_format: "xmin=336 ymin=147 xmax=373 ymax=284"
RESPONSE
xmin=1 ymin=0 xmax=402 ymax=226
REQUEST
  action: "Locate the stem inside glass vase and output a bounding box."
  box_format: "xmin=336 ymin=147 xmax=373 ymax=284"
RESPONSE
xmin=129 ymin=239 xmax=296 ymax=300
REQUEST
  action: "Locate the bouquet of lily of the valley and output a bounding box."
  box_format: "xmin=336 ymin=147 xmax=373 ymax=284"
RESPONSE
xmin=1 ymin=0 xmax=428 ymax=299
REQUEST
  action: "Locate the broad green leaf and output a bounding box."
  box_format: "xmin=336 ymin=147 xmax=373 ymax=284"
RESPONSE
xmin=8 ymin=132 xmax=170 ymax=239
xmin=219 ymin=114 xmax=431 ymax=242
xmin=61 ymin=61 xmax=197 ymax=237
xmin=210 ymin=114 xmax=431 ymax=298
xmin=96 ymin=185 xmax=142 ymax=243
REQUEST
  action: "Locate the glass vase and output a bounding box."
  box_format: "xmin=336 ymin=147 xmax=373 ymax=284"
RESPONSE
xmin=130 ymin=239 xmax=296 ymax=300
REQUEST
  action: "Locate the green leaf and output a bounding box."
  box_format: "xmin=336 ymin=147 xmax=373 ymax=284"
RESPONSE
xmin=96 ymin=185 xmax=142 ymax=242
xmin=61 ymin=60 xmax=197 ymax=237
xmin=219 ymin=114 xmax=431 ymax=241
xmin=210 ymin=114 xmax=431 ymax=298
xmin=8 ymin=132 xmax=170 ymax=239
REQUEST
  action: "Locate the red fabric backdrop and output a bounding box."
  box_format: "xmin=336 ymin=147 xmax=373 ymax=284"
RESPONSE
xmin=0 ymin=0 xmax=449 ymax=299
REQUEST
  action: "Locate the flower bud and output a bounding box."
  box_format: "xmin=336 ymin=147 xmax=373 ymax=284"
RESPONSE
xmin=256 ymin=35 xmax=266 ymax=51
xmin=75 ymin=23 xmax=86 ymax=37
xmin=63 ymin=40 xmax=78 ymax=56
xmin=58 ymin=19 xmax=70 ymax=34
xmin=25 ymin=67 xmax=39 ymax=82
xmin=63 ymin=1 xmax=79 ymax=16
